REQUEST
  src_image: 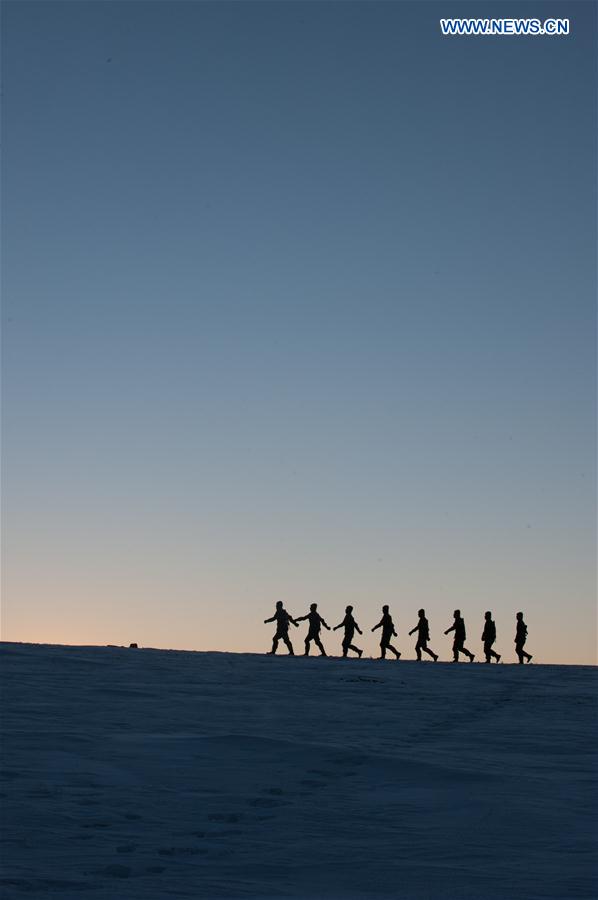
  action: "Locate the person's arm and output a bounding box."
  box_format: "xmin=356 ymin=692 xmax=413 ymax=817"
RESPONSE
xmin=372 ymin=619 xmax=382 ymax=632
xmin=264 ymin=615 xmax=275 ymax=624
xmin=321 ymin=619 xmax=331 ymax=630
xmin=355 ymin=622 xmax=362 ymax=635
xmin=295 ymin=614 xmax=307 ymax=623
xmin=333 ymin=622 xmax=343 ymax=631
xmin=444 ymin=623 xmax=455 ymax=635
xmin=408 ymin=625 xmax=417 ymax=635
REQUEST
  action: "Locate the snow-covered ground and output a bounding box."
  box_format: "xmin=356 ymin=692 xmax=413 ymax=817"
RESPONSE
xmin=1 ymin=643 xmax=596 ymax=899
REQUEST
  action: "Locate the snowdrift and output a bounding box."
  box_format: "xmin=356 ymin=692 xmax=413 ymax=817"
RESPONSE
xmin=1 ymin=643 xmax=596 ymax=899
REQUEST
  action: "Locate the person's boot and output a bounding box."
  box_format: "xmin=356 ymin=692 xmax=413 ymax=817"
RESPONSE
xmin=433 ymin=654 xmax=439 ymax=662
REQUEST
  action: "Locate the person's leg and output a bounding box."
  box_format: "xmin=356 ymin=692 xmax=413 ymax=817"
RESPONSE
xmin=487 ymin=640 xmax=500 ymax=662
xmin=270 ymin=636 xmax=279 ymax=654
xmin=380 ymin=641 xmax=387 ymax=659
xmin=423 ymin=645 xmax=437 ymax=660
xmin=455 ymin=639 xmax=473 ymax=661
xmin=348 ymin=644 xmax=362 ymax=657
xmin=519 ymin=639 xmax=532 ymax=662
xmin=516 ymin=643 xmax=524 ymax=663
xmin=342 ymin=640 xmax=349 ymax=658
xmin=388 ymin=643 xmax=401 ymax=659
xmin=452 ymin=640 xmax=459 ymax=662
xmin=415 ymin=640 xmax=422 ymax=661
xmin=315 ymin=636 xmax=326 ymax=656
xmin=283 ymin=634 xmax=294 ymax=655
xmin=304 ymin=637 xmax=311 ymax=656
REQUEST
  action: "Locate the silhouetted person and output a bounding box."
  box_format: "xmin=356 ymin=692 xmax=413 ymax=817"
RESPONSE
xmin=372 ymin=605 xmax=401 ymax=659
xmin=296 ymin=603 xmax=330 ymax=656
xmin=264 ymin=601 xmax=298 ymax=655
xmin=333 ymin=605 xmax=363 ymax=658
xmin=481 ymin=611 xmax=501 ymax=663
xmin=408 ymin=609 xmax=438 ymax=661
xmin=444 ymin=610 xmax=475 ymax=662
xmin=515 ymin=612 xmax=533 ymax=663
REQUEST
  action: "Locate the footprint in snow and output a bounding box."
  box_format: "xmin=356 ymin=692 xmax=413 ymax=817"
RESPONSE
xmin=158 ymin=846 xmax=205 ymax=857
xmin=208 ymin=812 xmax=240 ymax=823
xmin=248 ymin=796 xmax=289 ymax=808
xmin=116 ymin=844 xmax=137 ymax=853
xmin=102 ymin=864 xmax=130 ymax=878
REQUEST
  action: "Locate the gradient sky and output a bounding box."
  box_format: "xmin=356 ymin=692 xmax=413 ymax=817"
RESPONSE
xmin=2 ymin=1 xmax=596 ymax=664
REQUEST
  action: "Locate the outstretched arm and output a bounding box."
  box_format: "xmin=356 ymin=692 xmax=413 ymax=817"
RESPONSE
xmin=321 ymin=619 xmax=331 ymax=631
xmin=295 ymin=614 xmax=308 ymax=623
xmin=444 ymin=623 xmax=455 ymax=635
xmin=333 ymin=622 xmax=343 ymax=631
xmin=408 ymin=626 xmax=417 ymax=635
xmin=372 ymin=620 xmax=382 ymax=632
xmin=264 ymin=615 xmax=276 ymax=624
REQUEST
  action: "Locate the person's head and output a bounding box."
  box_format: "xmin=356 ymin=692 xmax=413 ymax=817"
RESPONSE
xmin=485 ymin=611 xmax=492 ymax=620
xmin=453 ymin=609 xmax=460 ymax=618
xmin=276 ymin=601 xmax=283 ymax=609
xmin=516 ymin=611 xmax=523 ymax=620
xmin=345 ymin=605 xmax=353 ymax=614
xmin=418 ymin=608 xmax=425 ymax=617
xmin=382 ymin=605 xmax=389 ymax=613
xmin=310 ymin=603 xmax=317 ymax=611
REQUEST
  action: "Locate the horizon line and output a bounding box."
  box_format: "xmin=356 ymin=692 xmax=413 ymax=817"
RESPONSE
xmin=2 ymin=640 xmax=596 ymax=668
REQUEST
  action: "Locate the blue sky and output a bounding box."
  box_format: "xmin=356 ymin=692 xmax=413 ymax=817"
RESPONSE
xmin=2 ymin=2 xmax=596 ymax=662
